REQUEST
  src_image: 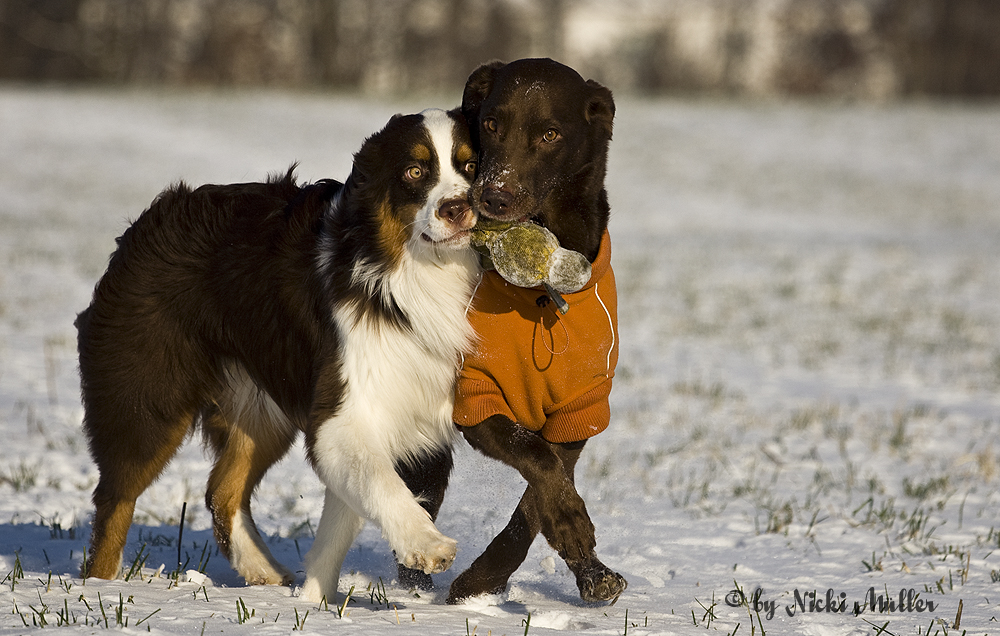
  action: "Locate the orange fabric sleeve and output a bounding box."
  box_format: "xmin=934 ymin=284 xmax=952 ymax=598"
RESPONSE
xmin=453 ymin=375 xmax=516 ymax=427
xmin=539 ymin=380 xmax=612 ymax=443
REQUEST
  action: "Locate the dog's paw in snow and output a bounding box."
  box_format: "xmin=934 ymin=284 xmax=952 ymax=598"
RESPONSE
xmin=397 ymin=533 xmax=457 ymax=574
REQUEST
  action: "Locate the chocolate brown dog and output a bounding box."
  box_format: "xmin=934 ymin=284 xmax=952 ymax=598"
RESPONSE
xmin=448 ymin=58 xmax=627 ymax=604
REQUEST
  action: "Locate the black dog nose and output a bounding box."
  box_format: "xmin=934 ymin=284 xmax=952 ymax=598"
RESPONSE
xmin=480 ymin=187 xmax=512 ymax=217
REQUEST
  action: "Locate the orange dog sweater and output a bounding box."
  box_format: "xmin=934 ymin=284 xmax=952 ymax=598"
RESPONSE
xmin=453 ymin=231 xmax=618 ymax=443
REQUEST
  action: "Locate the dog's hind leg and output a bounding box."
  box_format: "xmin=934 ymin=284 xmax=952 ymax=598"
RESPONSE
xmin=77 ymin=302 xmax=217 ymax=580
xmin=83 ymin=408 xmax=194 ymax=580
xmin=394 ymin=447 xmax=454 ymax=590
xmin=203 ymin=382 xmax=297 ymax=585
xmin=300 ymin=488 xmax=365 ymax=603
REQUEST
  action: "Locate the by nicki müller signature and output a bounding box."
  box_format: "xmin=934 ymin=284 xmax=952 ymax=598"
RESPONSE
xmin=726 ymin=586 xmax=939 ymax=620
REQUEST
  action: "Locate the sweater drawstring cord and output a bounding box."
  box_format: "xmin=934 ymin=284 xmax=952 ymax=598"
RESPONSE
xmin=594 ymin=282 xmax=615 ymax=375
xmin=540 ymin=302 xmax=570 ymax=356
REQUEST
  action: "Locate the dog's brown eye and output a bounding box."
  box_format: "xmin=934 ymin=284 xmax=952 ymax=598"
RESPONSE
xmin=405 ymin=166 xmax=423 ymax=181
xmin=483 ymin=118 xmax=498 ymax=133
xmin=463 ymin=161 xmax=477 ymax=175
xmin=542 ymin=129 xmax=561 ymax=143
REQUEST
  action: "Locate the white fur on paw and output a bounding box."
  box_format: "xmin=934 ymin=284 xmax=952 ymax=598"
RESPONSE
xmin=400 ymin=534 xmax=457 ymax=574
xmin=299 ymin=578 xmax=327 ymax=603
xmin=232 ymin=549 xmax=293 ymax=584
xmin=229 ymin=511 xmax=294 ymax=585
xmin=241 ymin=564 xmax=294 ymax=586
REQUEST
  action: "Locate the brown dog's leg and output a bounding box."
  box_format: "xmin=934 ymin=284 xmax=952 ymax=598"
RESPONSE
xmin=447 ymin=485 xmax=539 ymax=602
xmin=395 ymin=447 xmax=453 ymax=589
xmin=450 ymin=419 xmax=626 ymax=602
xmin=546 ymin=443 xmax=627 ymax=604
xmin=458 ymin=416 xmax=595 ymax=559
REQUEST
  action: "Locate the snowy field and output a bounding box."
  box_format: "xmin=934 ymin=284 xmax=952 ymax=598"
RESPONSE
xmin=1 ymin=86 xmax=999 ymax=635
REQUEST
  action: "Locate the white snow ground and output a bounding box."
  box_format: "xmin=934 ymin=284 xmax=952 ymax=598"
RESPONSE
xmin=1 ymin=87 xmax=999 ymax=635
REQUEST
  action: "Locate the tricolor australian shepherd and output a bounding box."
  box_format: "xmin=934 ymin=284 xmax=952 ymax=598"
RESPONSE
xmin=76 ymin=109 xmax=479 ymax=602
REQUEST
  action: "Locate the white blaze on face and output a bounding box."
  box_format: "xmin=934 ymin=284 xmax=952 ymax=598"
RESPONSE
xmin=414 ymin=108 xmax=470 ymax=244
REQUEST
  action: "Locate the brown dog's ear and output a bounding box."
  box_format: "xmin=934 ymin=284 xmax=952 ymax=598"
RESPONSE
xmin=462 ymin=60 xmax=505 ymax=126
xmin=584 ymin=80 xmax=615 ymax=139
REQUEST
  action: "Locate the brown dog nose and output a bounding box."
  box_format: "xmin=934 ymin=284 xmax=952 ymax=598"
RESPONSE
xmin=480 ymin=187 xmax=512 ymax=217
xmin=437 ymin=198 xmax=472 ymax=224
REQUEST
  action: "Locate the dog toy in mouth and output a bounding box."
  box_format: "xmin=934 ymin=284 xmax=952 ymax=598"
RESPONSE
xmin=470 ymin=216 xmax=592 ymax=314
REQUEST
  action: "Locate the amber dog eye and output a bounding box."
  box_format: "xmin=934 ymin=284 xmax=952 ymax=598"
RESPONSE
xmin=542 ymin=129 xmax=560 ymax=143
xmin=463 ymin=161 xmax=477 ymax=175
xmin=483 ymin=118 xmax=498 ymax=133
xmin=405 ymin=166 xmax=423 ymax=180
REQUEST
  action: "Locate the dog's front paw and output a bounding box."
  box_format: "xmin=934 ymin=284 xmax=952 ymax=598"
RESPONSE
xmin=572 ymin=560 xmax=627 ymax=603
xmin=299 ymin=577 xmax=330 ymax=604
xmin=397 ymin=533 xmax=457 ymax=575
xmin=243 ymin=568 xmax=295 ymax=586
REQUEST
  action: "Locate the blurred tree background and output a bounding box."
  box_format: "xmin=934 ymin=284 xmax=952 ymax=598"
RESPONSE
xmin=1 ymin=0 xmax=997 ymax=98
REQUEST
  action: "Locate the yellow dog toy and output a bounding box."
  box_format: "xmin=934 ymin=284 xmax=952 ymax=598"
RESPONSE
xmin=470 ymin=217 xmax=592 ymax=314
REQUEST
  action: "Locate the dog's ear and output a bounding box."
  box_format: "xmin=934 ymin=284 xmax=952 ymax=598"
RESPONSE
xmin=347 ymin=164 xmax=368 ymax=188
xmin=351 ymin=113 xmax=406 ymax=188
xmin=462 ymin=60 xmax=505 ymax=127
xmin=349 ymin=144 xmax=373 ymax=187
xmin=584 ymin=80 xmax=615 ymax=139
